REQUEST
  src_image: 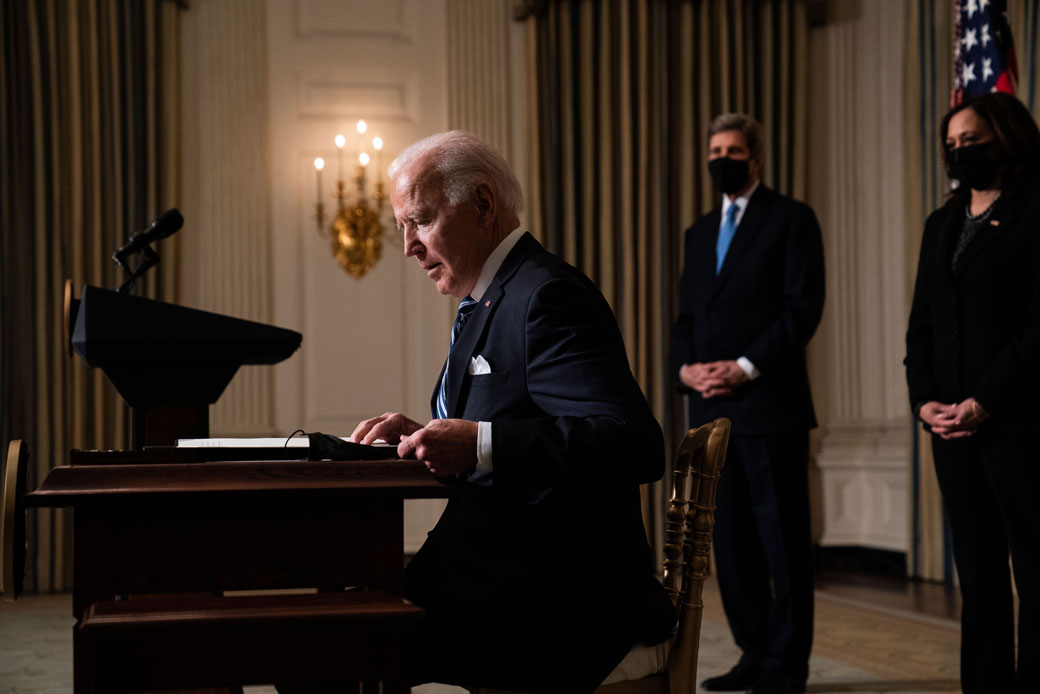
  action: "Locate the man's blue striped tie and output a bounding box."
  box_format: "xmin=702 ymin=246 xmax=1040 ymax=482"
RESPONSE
xmin=436 ymin=296 xmax=479 ymax=419
xmin=716 ymin=202 xmax=740 ymax=274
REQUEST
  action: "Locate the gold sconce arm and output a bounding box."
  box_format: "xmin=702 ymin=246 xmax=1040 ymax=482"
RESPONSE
xmin=330 ymin=171 xmax=384 ymax=279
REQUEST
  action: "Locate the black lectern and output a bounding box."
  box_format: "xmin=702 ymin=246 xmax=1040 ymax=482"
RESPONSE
xmin=69 ymin=285 xmax=302 ymax=448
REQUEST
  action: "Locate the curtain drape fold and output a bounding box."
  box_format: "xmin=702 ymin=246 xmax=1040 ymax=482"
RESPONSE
xmin=1 ymin=0 xmax=180 ymax=592
xmin=521 ymin=0 xmax=810 ymax=556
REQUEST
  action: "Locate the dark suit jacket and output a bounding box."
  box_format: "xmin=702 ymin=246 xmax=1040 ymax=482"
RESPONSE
xmin=672 ymin=185 xmax=825 ymax=435
xmin=905 ymin=189 xmax=1040 ymax=434
xmin=406 ymin=233 xmax=674 ymax=692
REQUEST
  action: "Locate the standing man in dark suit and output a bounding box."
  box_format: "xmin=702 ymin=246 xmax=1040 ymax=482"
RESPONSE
xmin=672 ymin=114 xmax=825 ymax=694
xmin=352 ymin=131 xmax=675 ymax=693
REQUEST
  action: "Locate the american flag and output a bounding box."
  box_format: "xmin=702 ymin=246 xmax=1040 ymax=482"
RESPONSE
xmin=951 ymin=0 xmax=1018 ymax=106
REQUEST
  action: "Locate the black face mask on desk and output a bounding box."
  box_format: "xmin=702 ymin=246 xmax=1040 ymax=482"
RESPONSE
xmin=948 ymin=142 xmax=1000 ymax=191
xmin=708 ymin=157 xmax=750 ymax=195
xmin=306 ymin=432 xmax=400 ymax=460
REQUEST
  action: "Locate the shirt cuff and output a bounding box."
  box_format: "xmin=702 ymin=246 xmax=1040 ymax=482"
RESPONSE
xmin=476 ymin=421 xmax=493 ymax=472
xmin=737 ymin=356 xmax=760 ymax=380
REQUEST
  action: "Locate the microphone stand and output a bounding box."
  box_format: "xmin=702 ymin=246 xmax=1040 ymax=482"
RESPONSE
xmin=113 ymin=244 xmax=161 ymax=295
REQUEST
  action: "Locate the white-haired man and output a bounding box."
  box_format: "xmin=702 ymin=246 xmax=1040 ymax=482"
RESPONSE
xmin=351 ymin=131 xmax=675 ymax=692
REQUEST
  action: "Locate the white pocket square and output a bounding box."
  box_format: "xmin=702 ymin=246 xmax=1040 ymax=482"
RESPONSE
xmin=468 ymin=354 xmax=492 ymax=375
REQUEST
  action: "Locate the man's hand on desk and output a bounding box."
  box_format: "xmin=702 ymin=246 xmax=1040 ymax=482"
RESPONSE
xmin=351 ymin=411 xmax=423 ymax=445
xmin=397 ymin=419 xmax=478 ymax=476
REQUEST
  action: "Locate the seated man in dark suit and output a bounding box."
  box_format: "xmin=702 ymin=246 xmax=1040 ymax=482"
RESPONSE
xmin=351 ymin=130 xmax=675 ymax=692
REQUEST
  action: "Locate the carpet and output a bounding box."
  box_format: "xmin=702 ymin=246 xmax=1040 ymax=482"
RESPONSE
xmin=0 ymin=588 xmax=961 ymax=694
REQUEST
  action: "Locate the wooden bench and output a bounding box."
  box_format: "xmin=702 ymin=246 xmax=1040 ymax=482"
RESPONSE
xmin=78 ymin=590 xmax=424 ymax=693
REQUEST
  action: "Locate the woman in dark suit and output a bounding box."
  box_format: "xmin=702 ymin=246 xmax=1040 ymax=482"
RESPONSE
xmin=905 ymin=92 xmax=1040 ymax=694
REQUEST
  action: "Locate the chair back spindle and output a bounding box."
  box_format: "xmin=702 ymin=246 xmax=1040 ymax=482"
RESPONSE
xmin=662 ymin=427 xmax=705 ymax=606
xmin=2 ymin=440 xmax=30 ymax=601
xmin=666 ymin=419 xmax=729 ymax=694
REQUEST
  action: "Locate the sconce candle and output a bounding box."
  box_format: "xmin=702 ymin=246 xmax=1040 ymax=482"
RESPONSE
xmin=358 ymin=152 xmax=370 ymax=191
xmin=372 ymin=136 xmax=384 ymax=176
xmin=334 ymin=134 xmax=346 ymax=182
xmin=314 ymin=157 xmax=325 ymax=198
xmin=313 ymin=157 xmax=326 ymax=227
xmin=355 ymin=120 xmax=368 ymax=161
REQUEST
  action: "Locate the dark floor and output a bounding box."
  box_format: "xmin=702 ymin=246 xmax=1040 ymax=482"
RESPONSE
xmin=816 ymin=569 xmax=962 ymax=622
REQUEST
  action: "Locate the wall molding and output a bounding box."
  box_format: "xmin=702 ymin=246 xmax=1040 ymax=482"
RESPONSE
xmin=295 ymin=69 xmax=420 ymax=122
xmin=816 ymin=423 xmax=911 ymax=551
xmin=294 ymin=0 xmax=417 ymax=41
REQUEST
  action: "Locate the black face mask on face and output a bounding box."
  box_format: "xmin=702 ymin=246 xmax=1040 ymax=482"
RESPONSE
xmin=948 ymin=142 xmax=999 ymax=191
xmin=708 ymin=157 xmax=750 ymax=195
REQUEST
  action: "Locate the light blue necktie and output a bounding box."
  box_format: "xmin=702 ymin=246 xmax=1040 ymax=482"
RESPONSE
xmin=435 ymin=296 xmax=479 ymax=419
xmin=715 ymin=202 xmax=740 ymax=274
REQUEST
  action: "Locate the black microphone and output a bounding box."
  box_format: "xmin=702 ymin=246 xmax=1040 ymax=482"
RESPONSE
xmin=114 ymin=208 xmax=184 ymax=260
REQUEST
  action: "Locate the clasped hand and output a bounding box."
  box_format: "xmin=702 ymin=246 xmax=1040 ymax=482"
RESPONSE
xmin=681 ymin=360 xmax=749 ymax=398
xmin=918 ymin=398 xmax=989 ymax=439
xmin=350 ymin=412 xmax=477 ymax=475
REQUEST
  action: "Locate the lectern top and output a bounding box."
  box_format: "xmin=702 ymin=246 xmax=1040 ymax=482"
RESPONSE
xmin=71 ymin=285 xmax=301 ymax=365
xmin=67 ymin=285 xmax=303 ymax=444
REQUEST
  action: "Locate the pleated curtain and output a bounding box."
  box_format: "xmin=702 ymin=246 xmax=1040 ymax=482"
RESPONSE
xmin=1011 ymin=1 xmax=1040 ymax=113
xmin=0 ymin=0 xmax=181 ymax=592
xmin=905 ymin=0 xmax=1040 ymax=583
xmin=519 ymin=0 xmax=811 ymax=553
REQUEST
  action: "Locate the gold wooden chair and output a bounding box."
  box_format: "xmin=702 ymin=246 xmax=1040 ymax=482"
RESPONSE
xmin=470 ymin=418 xmax=730 ymax=694
xmin=594 ymin=418 xmax=730 ymax=694
xmin=2 ymin=439 xmax=30 ymax=601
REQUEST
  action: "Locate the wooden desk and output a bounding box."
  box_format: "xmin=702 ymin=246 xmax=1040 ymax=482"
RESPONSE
xmin=26 ymin=453 xmax=449 ymax=692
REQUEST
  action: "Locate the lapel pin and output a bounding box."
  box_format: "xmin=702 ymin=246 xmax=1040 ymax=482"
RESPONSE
xmin=990 ymin=220 xmax=1000 ymax=226
xmin=485 ymin=300 xmax=491 ymax=307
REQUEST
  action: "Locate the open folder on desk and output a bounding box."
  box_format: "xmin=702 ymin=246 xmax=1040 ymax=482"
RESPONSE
xmin=176 ymin=433 xmax=400 ymax=461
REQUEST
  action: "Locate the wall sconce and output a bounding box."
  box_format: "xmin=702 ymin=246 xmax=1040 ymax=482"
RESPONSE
xmin=314 ymin=120 xmax=387 ymax=279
